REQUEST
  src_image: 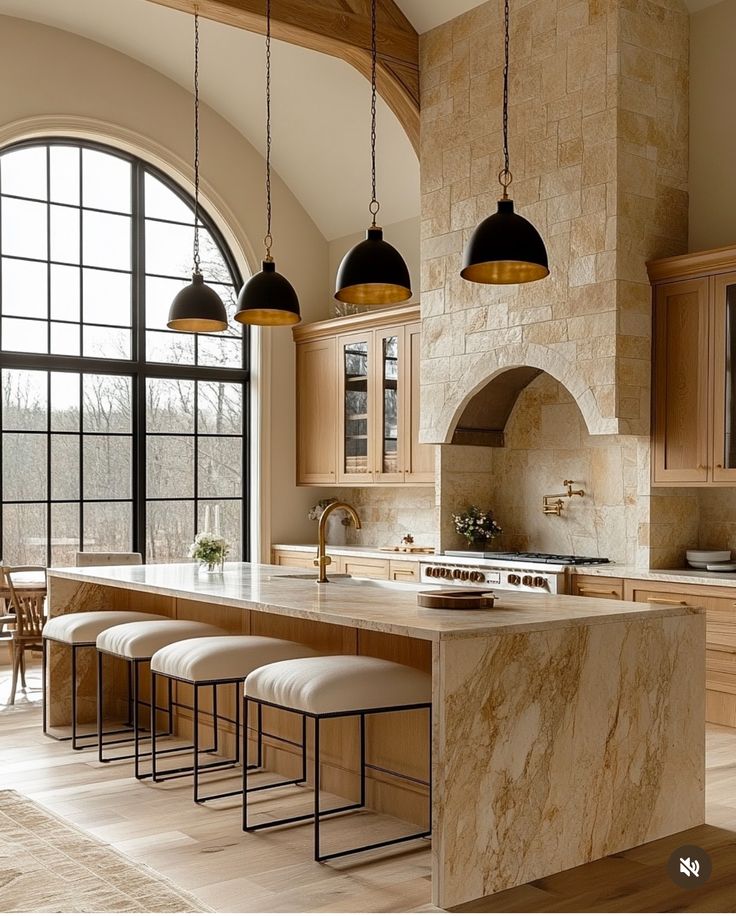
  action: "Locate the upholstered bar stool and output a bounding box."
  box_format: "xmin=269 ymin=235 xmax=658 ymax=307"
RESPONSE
xmin=148 ymin=635 xmax=320 ymax=803
xmin=95 ymin=619 xmax=225 ymax=776
xmin=41 ymin=550 xmax=161 ymax=749
xmin=243 ymin=655 xmax=432 ymax=862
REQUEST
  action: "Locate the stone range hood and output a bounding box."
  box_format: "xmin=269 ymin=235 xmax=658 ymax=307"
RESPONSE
xmin=418 ymin=0 xmax=689 ymax=447
xmin=452 ymin=366 xmax=542 ymax=446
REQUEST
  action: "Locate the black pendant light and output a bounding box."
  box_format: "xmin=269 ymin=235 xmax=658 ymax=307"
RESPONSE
xmin=235 ymin=0 xmax=300 ymax=327
xmin=334 ymin=0 xmax=412 ymax=306
xmin=168 ymin=11 xmax=228 ymax=332
xmin=461 ymin=0 xmax=549 ymax=286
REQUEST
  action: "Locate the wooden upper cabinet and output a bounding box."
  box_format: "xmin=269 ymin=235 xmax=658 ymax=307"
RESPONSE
xmin=295 ymin=337 xmax=338 ymax=485
xmin=649 ymin=245 xmax=736 ymax=487
xmin=293 ymin=306 xmax=433 ymax=487
xmin=712 ymin=271 xmax=736 ymax=483
xmin=652 ymin=278 xmax=710 ymax=484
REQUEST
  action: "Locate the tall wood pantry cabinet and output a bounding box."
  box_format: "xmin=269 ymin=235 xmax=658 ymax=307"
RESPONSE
xmin=292 ymin=305 xmax=434 ymax=486
xmin=648 ymin=245 xmax=736 ymax=485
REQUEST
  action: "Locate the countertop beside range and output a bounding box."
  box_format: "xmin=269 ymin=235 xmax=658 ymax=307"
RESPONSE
xmin=273 ymin=544 xmax=736 ymax=588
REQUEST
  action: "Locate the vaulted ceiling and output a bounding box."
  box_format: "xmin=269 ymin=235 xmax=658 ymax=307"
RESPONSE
xmin=0 ymin=0 xmax=722 ymax=240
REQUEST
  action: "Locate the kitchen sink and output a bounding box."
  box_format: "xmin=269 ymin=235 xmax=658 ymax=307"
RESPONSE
xmin=273 ymin=573 xmax=352 ymax=581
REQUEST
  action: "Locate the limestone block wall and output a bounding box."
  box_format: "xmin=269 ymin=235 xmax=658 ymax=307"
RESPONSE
xmin=419 ymin=0 xmax=689 ymax=445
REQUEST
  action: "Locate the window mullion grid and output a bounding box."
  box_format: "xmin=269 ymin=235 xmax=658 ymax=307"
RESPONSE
xmin=133 ymin=159 xmax=147 ymax=560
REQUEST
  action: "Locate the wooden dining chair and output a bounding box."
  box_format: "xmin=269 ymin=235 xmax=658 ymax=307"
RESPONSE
xmin=6 ymin=566 xmax=47 ymax=705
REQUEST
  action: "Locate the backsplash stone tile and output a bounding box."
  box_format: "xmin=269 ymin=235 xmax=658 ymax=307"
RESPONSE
xmin=328 ymin=487 xmax=437 ymax=550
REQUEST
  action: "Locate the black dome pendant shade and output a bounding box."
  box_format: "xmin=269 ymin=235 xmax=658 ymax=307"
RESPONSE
xmin=234 ymin=0 xmax=300 ymax=327
xmin=235 ymin=259 xmax=300 ymax=326
xmin=335 ymin=226 xmax=412 ymax=305
xmin=167 ymin=12 xmax=228 ymax=332
xmin=334 ymin=0 xmax=412 ymax=307
xmin=168 ymin=271 xmax=228 ymax=331
xmin=461 ymin=0 xmax=549 ymax=287
xmin=461 ymin=198 xmax=549 ymax=285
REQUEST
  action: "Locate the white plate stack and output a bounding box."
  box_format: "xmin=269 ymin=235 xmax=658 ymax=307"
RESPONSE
xmin=686 ymin=549 xmax=736 ymax=571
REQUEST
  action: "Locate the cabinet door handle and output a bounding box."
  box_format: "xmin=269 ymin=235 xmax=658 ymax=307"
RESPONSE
xmin=646 ymin=597 xmax=690 ymax=605
xmin=578 ymin=587 xmax=619 ymax=596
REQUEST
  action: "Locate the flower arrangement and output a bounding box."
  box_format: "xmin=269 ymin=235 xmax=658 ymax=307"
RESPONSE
xmin=189 ymin=532 xmax=230 ymax=572
xmin=307 ymin=498 xmax=336 ymax=521
xmin=452 ymin=506 xmax=502 ymax=546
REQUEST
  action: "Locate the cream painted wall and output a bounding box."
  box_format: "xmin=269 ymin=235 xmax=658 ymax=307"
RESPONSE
xmin=0 ymin=14 xmax=333 ymax=557
xmin=328 ymin=216 xmax=421 ymax=311
xmin=690 ymin=0 xmax=736 ymax=250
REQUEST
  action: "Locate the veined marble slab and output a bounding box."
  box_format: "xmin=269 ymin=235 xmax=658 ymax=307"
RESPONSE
xmin=579 ymin=564 xmax=736 ymax=588
xmin=47 ymin=562 xmax=700 ymax=642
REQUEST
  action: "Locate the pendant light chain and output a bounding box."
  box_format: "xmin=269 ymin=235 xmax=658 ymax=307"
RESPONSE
xmin=192 ymin=9 xmax=202 ymax=273
xmin=264 ymin=0 xmax=273 ymax=260
xmin=369 ymin=0 xmax=380 ymax=225
xmin=500 ymin=0 xmax=512 ymax=199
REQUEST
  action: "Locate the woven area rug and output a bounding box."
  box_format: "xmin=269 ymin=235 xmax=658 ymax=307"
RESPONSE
xmin=0 ymin=789 xmax=212 ymax=913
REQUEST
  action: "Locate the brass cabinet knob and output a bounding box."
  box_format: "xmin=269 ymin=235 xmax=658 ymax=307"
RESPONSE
xmin=717 ymin=464 xmax=724 ymax=469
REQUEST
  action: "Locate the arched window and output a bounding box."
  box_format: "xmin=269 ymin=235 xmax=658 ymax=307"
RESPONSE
xmin=0 ymin=139 xmax=248 ymax=566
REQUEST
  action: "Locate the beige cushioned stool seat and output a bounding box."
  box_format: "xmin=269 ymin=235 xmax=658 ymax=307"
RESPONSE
xmin=43 ymin=611 xmax=168 ymax=645
xmin=151 ymin=635 xmax=320 ymax=682
xmin=97 ymin=619 xmax=225 ymax=659
xmin=245 ymin=655 xmax=432 ymax=715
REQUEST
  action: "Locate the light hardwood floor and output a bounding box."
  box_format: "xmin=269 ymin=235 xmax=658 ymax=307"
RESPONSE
xmin=3 ymin=665 xmax=736 ymax=913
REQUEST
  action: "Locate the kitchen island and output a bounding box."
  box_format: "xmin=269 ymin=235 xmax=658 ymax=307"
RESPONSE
xmin=46 ymin=562 xmax=705 ymax=910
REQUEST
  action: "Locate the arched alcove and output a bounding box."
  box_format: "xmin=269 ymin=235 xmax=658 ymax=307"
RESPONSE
xmin=437 ymin=343 xmax=620 ymax=446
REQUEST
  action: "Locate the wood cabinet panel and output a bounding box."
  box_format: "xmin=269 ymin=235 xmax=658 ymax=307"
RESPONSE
xmin=389 ymin=559 xmax=419 ymax=582
xmin=652 ymin=278 xmax=710 ymax=484
xmin=711 ymin=271 xmax=736 ymax=482
xmin=337 ymin=556 xmax=390 ymax=579
xmin=571 ymin=575 xmax=624 ymax=600
xmin=271 ymin=549 xmax=315 ymax=569
xmin=295 ymin=337 xmax=337 ymax=485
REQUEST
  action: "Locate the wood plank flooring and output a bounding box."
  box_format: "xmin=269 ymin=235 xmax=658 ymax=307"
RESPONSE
xmin=4 ymin=665 xmax=736 ymax=912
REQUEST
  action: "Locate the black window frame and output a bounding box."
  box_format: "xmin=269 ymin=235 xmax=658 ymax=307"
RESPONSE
xmin=0 ymin=137 xmax=250 ymax=565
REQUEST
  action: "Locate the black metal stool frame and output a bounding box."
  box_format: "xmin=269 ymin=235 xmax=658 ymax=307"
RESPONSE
xmin=42 ymin=637 xmax=138 ymax=750
xmin=150 ymin=672 xmax=246 ymax=803
xmin=96 ymin=648 xmax=196 ymax=777
xmin=243 ymin=697 xmax=432 ymax=863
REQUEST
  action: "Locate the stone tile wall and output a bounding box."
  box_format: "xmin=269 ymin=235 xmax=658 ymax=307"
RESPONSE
xmin=419 ymin=0 xmax=689 ymax=444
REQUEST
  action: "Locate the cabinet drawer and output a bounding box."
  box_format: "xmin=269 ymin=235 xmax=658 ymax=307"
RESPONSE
xmin=706 ymin=606 xmax=736 ymax=651
xmin=626 ymin=587 xmax=695 ymax=607
xmin=339 ymin=557 xmax=390 ymax=580
xmin=706 ymin=648 xmax=736 ymax=694
xmin=389 ymin=560 xmax=419 ymax=582
xmin=572 ymin=576 xmax=624 ymax=600
xmin=272 ymin=550 xmax=315 ymax=570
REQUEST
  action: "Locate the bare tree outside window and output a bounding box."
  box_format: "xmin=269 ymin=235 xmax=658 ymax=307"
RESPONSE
xmin=0 ymin=141 xmax=247 ymax=567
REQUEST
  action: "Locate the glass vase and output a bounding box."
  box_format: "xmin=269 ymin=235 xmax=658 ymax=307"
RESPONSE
xmin=199 ymin=558 xmax=224 ymax=574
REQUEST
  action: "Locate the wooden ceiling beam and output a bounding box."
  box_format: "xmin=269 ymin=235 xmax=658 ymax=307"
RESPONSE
xmin=145 ymin=0 xmax=420 ymax=154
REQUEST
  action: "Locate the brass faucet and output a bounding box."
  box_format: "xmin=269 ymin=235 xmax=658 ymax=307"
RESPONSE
xmin=315 ymin=501 xmax=362 ymax=583
xmin=543 ymin=479 xmax=585 ymax=516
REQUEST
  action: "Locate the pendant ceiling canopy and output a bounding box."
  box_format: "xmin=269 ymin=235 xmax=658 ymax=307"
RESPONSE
xmin=167 ymin=11 xmax=228 ymax=333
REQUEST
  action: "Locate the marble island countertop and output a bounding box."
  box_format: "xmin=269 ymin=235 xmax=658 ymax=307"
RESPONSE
xmin=48 ymin=561 xmax=701 ymax=642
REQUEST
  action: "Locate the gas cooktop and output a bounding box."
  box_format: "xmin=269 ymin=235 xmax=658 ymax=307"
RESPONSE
xmin=444 ymin=551 xmax=611 ymax=566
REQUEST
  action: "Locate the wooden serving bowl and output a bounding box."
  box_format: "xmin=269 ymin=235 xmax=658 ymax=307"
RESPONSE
xmin=417 ymin=590 xmax=496 ymax=610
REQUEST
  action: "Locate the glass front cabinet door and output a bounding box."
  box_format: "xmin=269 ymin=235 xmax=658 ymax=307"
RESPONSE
xmin=374 ymin=328 xmax=405 ymax=483
xmin=713 ymin=272 xmax=736 ymax=483
xmin=338 ymin=332 xmax=374 ymax=483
